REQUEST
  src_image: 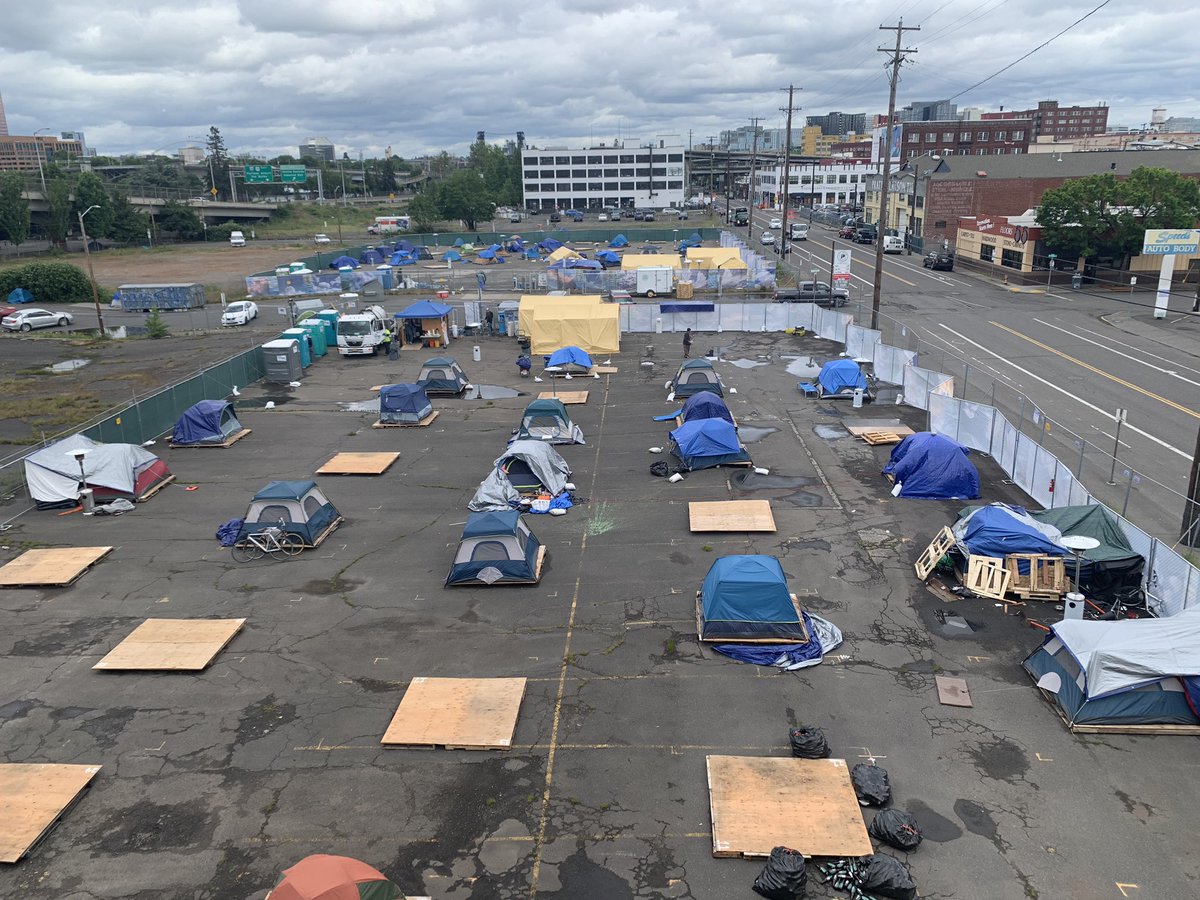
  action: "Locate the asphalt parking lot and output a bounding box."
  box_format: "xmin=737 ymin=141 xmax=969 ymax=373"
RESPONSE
xmin=1 ymin=328 xmax=1198 ymax=900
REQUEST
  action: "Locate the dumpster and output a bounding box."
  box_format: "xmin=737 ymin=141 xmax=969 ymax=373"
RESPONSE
xmin=297 ymin=320 xmax=328 ymax=357
xmin=262 ymin=339 xmax=303 ymax=382
xmin=280 ymin=328 xmax=314 ymax=367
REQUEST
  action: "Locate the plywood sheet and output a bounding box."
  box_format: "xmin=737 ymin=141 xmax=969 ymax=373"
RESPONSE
xmin=538 ymin=391 xmax=589 ymax=404
xmin=689 ymin=500 xmax=776 ymax=532
xmin=846 ymin=423 xmax=914 ymax=438
xmin=371 ymin=410 xmax=440 ymax=428
xmin=0 ymin=547 xmax=113 ymax=588
xmin=707 ymin=756 xmax=872 ymax=858
xmin=381 ymin=677 xmax=526 ymax=750
xmin=593 ymin=366 xmax=618 ymax=374
xmin=93 ymin=618 xmax=246 ymax=671
xmin=317 ymin=451 xmax=401 ymax=475
xmin=936 ymin=675 xmax=974 ymax=707
xmin=0 ymin=763 xmax=101 ymax=863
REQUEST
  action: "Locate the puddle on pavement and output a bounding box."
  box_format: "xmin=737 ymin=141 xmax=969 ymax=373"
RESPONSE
xmin=936 ymin=613 xmax=977 ymax=639
xmin=786 ymin=358 xmax=821 ymax=378
xmin=726 ymin=358 xmax=768 ymax=369
xmin=47 ymin=358 xmax=90 ymax=373
xmin=463 ymin=384 xmax=525 ymax=400
xmin=731 ymin=471 xmax=817 ymax=490
xmin=738 ymin=426 xmax=778 ymax=443
xmin=339 ymin=398 xmax=379 ymax=412
xmin=813 ymin=424 xmax=848 ymax=440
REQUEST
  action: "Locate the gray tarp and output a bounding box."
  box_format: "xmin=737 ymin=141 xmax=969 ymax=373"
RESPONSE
xmin=1050 ymin=610 xmax=1200 ymax=698
xmin=24 ymin=434 xmax=160 ymax=505
xmin=468 ymin=440 xmax=572 ymax=511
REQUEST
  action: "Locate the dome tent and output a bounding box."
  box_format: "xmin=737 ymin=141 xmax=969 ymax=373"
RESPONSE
xmin=514 ymin=398 xmax=585 ymax=444
xmin=670 ymin=358 xmax=723 ymax=399
xmin=446 ymin=510 xmax=545 ymax=586
xmin=882 ymin=432 xmax=980 ymax=500
xmin=669 ymin=418 xmax=750 ymax=471
xmin=698 ymin=556 xmax=808 ymax=642
xmin=237 ymin=481 xmax=342 ymax=547
xmin=680 ymin=391 xmax=734 ymax=425
xmin=469 ymin=441 xmax=572 ymax=511
xmin=816 ymin=359 xmax=869 ymax=398
xmin=171 ymin=399 xmax=247 ymax=447
xmin=379 ymin=384 xmax=433 ymax=425
xmin=416 ymin=356 xmax=470 ymax=394
xmin=24 ymin=434 xmax=174 ymax=509
xmin=545 ymin=346 xmax=593 ymax=375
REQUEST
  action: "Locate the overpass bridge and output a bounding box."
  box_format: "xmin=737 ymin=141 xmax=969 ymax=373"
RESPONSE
xmin=20 ymin=189 xmax=278 ymax=221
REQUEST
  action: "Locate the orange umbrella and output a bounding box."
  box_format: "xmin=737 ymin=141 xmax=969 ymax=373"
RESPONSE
xmin=268 ymin=854 xmax=403 ymax=900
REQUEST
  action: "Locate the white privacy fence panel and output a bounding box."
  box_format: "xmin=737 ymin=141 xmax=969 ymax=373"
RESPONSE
xmin=902 ymin=367 xmax=954 ymax=411
xmin=873 ymin=345 xmax=917 ymax=386
xmin=928 ymin=394 xmax=997 ymax=453
xmin=813 ymin=309 xmax=852 ymax=344
xmin=619 ymin=303 xmax=814 ymax=334
xmin=846 ymin=324 xmax=882 ymax=361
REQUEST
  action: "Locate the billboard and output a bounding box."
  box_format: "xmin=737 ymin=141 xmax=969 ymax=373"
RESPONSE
xmin=1142 ymin=229 xmax=1200 ymax=255
xmin=871 ymin=125 xmax=904 ymax=164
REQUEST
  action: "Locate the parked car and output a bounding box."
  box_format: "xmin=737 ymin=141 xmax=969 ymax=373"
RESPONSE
xmin=508 ymin=212 xmax=523 ymax=223
xmin=760 ymin=231 xmax=776 ymax=245
xmin=768 ymin=218 xmax=783 ymax=230
xmin=0 ymin=305 xmax=17 ymax=320
xmin=854 ymin=227 xmax=876 ymax=244
xmin=924 ymin=251 xmax=955 ymax=271
xmin=314 ymin=233 xmax=331 ymax=244
xmin=2 ymin=308 xmax=74 ymax=331
xmin=773 ymin=281 xmax=849 ymax=307
xmin=548 ymin=212 xmax=561 ymax=223
xmin=643 ymin=211 xmax=656 ymax=222
xmin=883 ymin=235 xmax=905 ymax=254
xmin=838 ymin=224 xmax=858 ymax=239
xmin=597 ymin=213 xmax=608 ymax=222
xmin=610 ymin=210 xmax=622 ymax=221
xmin=633 ymin=210 xmax=646 ymax=221
xmin=668 ymin=208 xmax=688 ymax=220
xmin=221 ymin=300 xmax=259 ymax=326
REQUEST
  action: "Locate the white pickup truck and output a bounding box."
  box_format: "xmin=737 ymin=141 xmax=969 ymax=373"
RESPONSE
xmin=336 ymin=304 xmax=390 ymax=356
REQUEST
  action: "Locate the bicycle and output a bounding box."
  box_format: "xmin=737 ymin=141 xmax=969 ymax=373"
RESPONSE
xmin=231 ymin=519 xmax=306 ymax=562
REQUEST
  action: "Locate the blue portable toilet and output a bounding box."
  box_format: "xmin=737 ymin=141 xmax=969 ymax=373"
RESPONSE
xmin=376 ymin=265 xmax=395 ymax=290
xmin=296 ymin=320 xmax=328 ymax=357
xmin=280 ymin=328 xmax=314 ymax=367
xmin=311 ymin=309 xmax=338 ymax=345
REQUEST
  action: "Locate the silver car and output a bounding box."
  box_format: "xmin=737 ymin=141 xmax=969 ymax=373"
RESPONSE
xmin=1 ymin=308 xmax=74 ymax=332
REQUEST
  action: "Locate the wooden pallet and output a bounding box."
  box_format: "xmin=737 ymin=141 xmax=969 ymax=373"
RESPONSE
xmin=965 ymin=555 xmax=1011 ymax=600
xmin=697 ymin=594 xmax=808 ymax=644
xmin=1006 ymin=554 xmax=1066 ymax=599
xmin=860 ymin=430 xmax=905 ymax=445
xmin=381 ymin=677 xmax=526 ymax=750
xmin=0 ymin=764 xmax=102 ymax=863
xmin=169 ymin=428 xmax=252 ymax=449
xmin=372 ymin=410 xmax=440 ymax=428
xmin=317 ymin=451 xmax=401 ymax=475
xmin=847 ymin=423 xmax=914 ymax=440
xmin=0 ymin=547 xmax=114 ymax=588
xmin=93 ymin=618 xmax=246 ymax=671
xmin=914 ymin=527 xmax=955 ymax=581
xmin=538 ymin=390 xmax=589 ymax=404
xmin=707 ymin=756 xmax=872 ymax=859
xmin=688 ymin=500 xmax=776 ymax=532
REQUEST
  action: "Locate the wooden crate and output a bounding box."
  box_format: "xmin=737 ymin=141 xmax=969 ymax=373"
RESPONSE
xmin=0 ymin=547 xmax=113 ymax=588
xmin=688 ymin=500 xmax=776 ymax=533
xmin=1006 ymin=554 xmax=1065 ymax=599
xmin=93 ymin=618 xmax=246 ymax=671
xmin=965 ymin=555 xmax=1011 ymax=600
xmin=914 ymin=528 xmax=954 ymax=581
xmin=381 ymin=677 xmax=526 ymax=750
xmin=0 ymin=764 xmax=101 ymax=863
xmin=707 ymin=756 xmax=872 ymax=858
xmin=317 ymin=452 xmax=401 ymax=475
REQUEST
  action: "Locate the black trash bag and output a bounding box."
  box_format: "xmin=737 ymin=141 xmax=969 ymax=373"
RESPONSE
xmin=752 ymin=846 xmax=807 ymax=899
xmin=851 ymin=763 xmax=892 ymax=807
xmin=869 ymin=808 xmax=923 ymax=851
xmin=650 ymin=461 xmax=670 ymax=477
xmin=788 ymin=726 xmax=830 ymax=759
xmin=859 ymin=853 xmax=917 ymax=900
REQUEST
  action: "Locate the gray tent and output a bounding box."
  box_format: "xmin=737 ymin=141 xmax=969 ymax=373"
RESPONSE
xmin=469 ymin=440 xmax=572 ymax=510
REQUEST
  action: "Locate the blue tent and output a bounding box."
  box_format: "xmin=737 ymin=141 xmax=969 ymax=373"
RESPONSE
xmin=442 ymin=249 xmax=463 ymax=262
xmin=689 ymin=232 xmax=702 ymax=243
xmin=609 ymin=234 xmax=629 ymax=248
xmin=237 ymin=480 xmax=341 ymax=546
xmin=546 ymin=346 xmax=593 ymax=373
xmin=446 ymin=510 xmax=544 ymax=586
xmin=882 ymin=432 xmax=980 ymax=499
xmin=669 ymin=418 xmax=750 ymax=470
xmin=379 ymin=384 xmax=433 ymax=424
xmin=699 ymin=556 xmax=807 ymax=641
xmin=524 ymin=248 xmax=541 ymax=260
xmin=681 ymin=392 xmax=734 ymax=425
xmin=596 ymin=250 xmax=621 ymax=268
xmin=328 ymin=255 xmax=359 ymax=269
xmin=397 ymin=300 xmax=453 ymax=319
xmin=359 ymin=249 xmax=384 ymax=264
xmin=394 ymin=240 xmax=416 ymax=253
xmin=171 ymin=400 xmax=245 ymax=447
xmin=672 ymin=359 xmax=723 ymax=398
xmin=416 ymin=356 xmax=470 ymax=394
xmin=507 ymin=239 xmax=525 ymax=253
xmin=538 ymin=238 xmax=564 ymax=252
xmin=549 ymin=258 xmax=601 ymax=270
xmin=7 ymin=288 xmax=34 ymax=304
xmin=817 ymin=359 xmax=868 ymax=396
xmin=375 ymin=245 xmax=393 ymax=255
xmin=488 ymin=244 xmax=502 ymax=252
xmin=479 ymin=248 xmax=497 ymax=259
xmin=414 ymin=246 xmax=433 ymax=260
xmin=390 ymin=252 xmax=415 ymax=266
xmin=956 ymin=504 xmax=1067 ymax=558
xmin=453 ymin=237 xmax=465 ymax=247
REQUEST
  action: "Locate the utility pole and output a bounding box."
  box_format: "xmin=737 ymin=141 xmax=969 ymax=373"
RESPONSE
xmin=1183 ymin=425 xmax=1200 ymax=546
xmin=708 ymin=135 xmax=716 ymax=194
xmin=779 ymin=86 xmax=801 ymax=258
xmin=871 ymin=19 xmax=919 ymax=330
xmin=724 ymin=147 xmax=732 ymax=223
xmin=747 ymin=117 xmax=762 ymax=242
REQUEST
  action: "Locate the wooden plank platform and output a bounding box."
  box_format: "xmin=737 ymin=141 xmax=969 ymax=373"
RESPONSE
xmin=697 ymin=594 xmax=808 ymax=644
xmin=381 ymin=677 xmax=526 ymax=750
xmin=169 ymin=428 xmax=252 ymax=449
xmin=137 ymin=474 xmax=175 ymax=502
xmin=936 ymin=675 xmax=974 ymax=707
xmin=317 ymin=451 xmax=401 ymax=476
xmin=706 ymin=756 xmax=872 ymax=859
xmin=688 ymin=500 xmax=776 ymax=532
xmin=847 ymin=423 xmax=914 ymax=439
xmin=371 ymin=410 xmax=440 ymax=428
xmin=0 ymin=547 xmax=113 ymax=588
xmin=0 ymin=763 xmax=102 ymax=863
xmin=593 ymin=366 xmax=618 ymax=374
xmin=538 ymin=391 xmax=589 ymax=404
xmin=93 ymin=618 xmax=246 ymax=671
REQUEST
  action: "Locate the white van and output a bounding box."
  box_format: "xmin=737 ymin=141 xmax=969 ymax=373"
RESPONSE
xmin=882 ymin=235 xmax=904 ymax=254
xmin=229 ymin=230 xmax=246 ymax=247
xmin=789 ymin=223 xmax=810 ymax=240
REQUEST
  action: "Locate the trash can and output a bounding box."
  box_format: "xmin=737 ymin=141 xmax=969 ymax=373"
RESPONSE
xmin=473 ymin=344 xmax=482 ymax=362
xmin=79 ymin=488 xmax=95 ymax=514
xmin=1071 ymin=273 xmax=1083 ymax=290
xmin=507 ymin=319 xmax=517 ymax=338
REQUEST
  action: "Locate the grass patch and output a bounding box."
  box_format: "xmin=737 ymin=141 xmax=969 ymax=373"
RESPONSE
xmin=664 ymin=638 xmax=677 ymax=655
xmin=702 ymin=544 xmax=713 ymax=552
xmin=585 ymin=502 xmax=617 ymax=537
xmin=0 ymin=392 xmax=111 ymax=444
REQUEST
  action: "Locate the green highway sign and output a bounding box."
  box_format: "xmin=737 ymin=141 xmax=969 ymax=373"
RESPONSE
xmin=280 ymin=165 xmax=307 ymax=183
xmin=244 ymin=165 xmax=274 ymax=183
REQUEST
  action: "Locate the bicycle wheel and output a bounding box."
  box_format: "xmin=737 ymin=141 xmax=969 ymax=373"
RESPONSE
xmin=278 ymin=533 xmax=306 ymax=557
xmin=231 ymin=540 xmax=265 ymax=563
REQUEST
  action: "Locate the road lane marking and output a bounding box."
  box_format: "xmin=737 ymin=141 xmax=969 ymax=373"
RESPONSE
xmin=1034 ymin=318 xmax=1200 ymax=388
xmin=992 ymin=321 xmax=1200 ymax=421
xmin=939 ymin=325 xmax=1192 ymax=461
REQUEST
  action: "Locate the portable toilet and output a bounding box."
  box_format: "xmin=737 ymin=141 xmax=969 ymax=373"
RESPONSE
xmin=297 ymin=320 xmax=328 ymax=357
xmin=497 ymin=300 xmax=520 ymax=336
xmin=280 ymin=328 xmax=314 ymax=367
xmin=312 ymin=309 xmax=339 ymax=344
xmin=261 ymin=339 xmax=303 ymax=382
xmin=376 ymin=265 xmax=395 ymax=290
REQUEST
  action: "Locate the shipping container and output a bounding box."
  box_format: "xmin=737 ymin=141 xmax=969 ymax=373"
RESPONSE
xmin=114 ymin=283 xmax=206 ymax=311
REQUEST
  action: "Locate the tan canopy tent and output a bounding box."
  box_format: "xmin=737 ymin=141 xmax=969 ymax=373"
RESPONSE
xmin=518 ymin=294 xmax=602 ymax=338
xmin=685 ymin=248 xmax=748 ymax=269
xmin=620 ymin=254 xmax=681 ymax=269
xmin=547 ymin=246 xmax=582 ymax=262
xmin=528 ymin=303 xmax=620 ymax=355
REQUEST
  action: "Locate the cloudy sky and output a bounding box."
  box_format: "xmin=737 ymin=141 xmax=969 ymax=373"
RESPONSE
xmin=1 ymin=0 xmax=1194 ymax=159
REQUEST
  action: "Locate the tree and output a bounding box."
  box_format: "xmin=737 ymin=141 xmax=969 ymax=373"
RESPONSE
xmin=0 ymin=173 xmax=31 ymax=251
xmin=126 ymin=157 xmax=203 ymax=193
xmin=428 ymin=151 xmax=455 ymax=179
xmin=144 ymin=308 xmax=170 ymax=339
xmin=73 ymin=171 xmax=114 ymax=237
xmin=205 ymin=126 xmax=230 ymax=199
xmin=407 ymin=194 xmax=440 ymax=231
xmin=433 ymin=170 xmax=496 ymax=231
xmin=45 ymin=177 xmax=73 ymax=245
xmin=468 ymin=139 xmax=521 ymax=206
xmin=1122 ymin=167 xmax=1200 ymax=230
xmin=106 ymin=195 xmax=150 ymax=243
xmin=157 ymin=200 xmax=204 ymax=240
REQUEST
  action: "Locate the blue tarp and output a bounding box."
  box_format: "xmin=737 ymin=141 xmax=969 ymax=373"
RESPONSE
xmin=660 ymin=303 xmax=714 ymax=313
xmin=479 ymin=249 xmax=497 ymax=259
xmin=379 ymin=384 xmax=433 ymax=423
xmin=524 ymin=248 xmax=541 ymax=260
xmin=442 ymin=250 xmax=463 ymax=262
xmin=397 ymin=300 xmax=453 ymax=318
xmin=390 ymin=252 xmax=415 ymax=266
xmin=669 ymin=418 xmax=750 ymax=470
xmin=453 ymin=238 xmax=464 ymax=247
xmin=699 ymin=556 xmax=806 ymax=641
xmin=681 ymin=392 xmax=734 ymax=424
xmin=817 ymin=359 xmax=868 ymax=395
xmin=596 ymin=250 xmax=620 ymax=266
xmin=958 ymin=504 xmax=1067 ymax=558
xmin=328 ymin=255 xmax=359 ymax=269
xmin=714 ymin=612 xmax=844 ymax=669
xmin=8 ymin=288 xmax=34 ymax=304
xmin=609 ymin=234 xmax=629 ymax=248
xmin=549 ymin=258 xmax=601 ymax=270
xmin=547 ymin=346 xmax=593 ymax=370
xmin=537 ymin=238 xmax=564 ymax=252
xmin=882 ymin=432 xmax=980 ymax=499
xmin=507 ymin=239 xmax=525 ymax=253
xmin=172 ymin=399 xmax=242 ymax=446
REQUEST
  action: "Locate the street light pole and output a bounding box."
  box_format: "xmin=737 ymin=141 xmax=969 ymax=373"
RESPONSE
xmin=78 ymin=205 xmax=105 ymax=335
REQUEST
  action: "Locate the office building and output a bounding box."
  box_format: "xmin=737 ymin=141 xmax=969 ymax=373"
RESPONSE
xmin=981 ymin=100 xmax=1108 ymax=140
xmin=718 ymin=125 xmax=800 ymax=153
xmin=806 ymin=111 xmax=867 ymax=137
xmin=900 ymin=100 xmax=958 ymax=122
xmin=521 ymin=135 xmax=686 ymax=211
xmin=896 ymin=120 xmax=1033 ymax=159
xmin=299 ymin=137 xmax=335 ymax=163
xmin=0 ymin=92 xmax=7 ymax=135
xmin=0 ymin=133 xmax=84 ymax=173
xmin=757 ymin=159 xmax=874 ymax=209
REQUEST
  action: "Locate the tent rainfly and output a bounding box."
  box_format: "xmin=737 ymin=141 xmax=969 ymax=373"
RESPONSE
xmin=469 ymin=441 xmax=572 ymax=511
xmin=515 ymin=398 xmax=585 ymax=444
xmin=328 ymin=255 xmax=359 ymax=269
xmin=699 ymin=555 xmax=808 ymax=642
xmin=446 ymin=510 xmax=544 ymax=586
xmin=671 ymin=358 xmax=723 ymax=398
xmin=953 ymin=503 xmax=1068 ymax=560
xmin=545 ymin=346 xmax=593 ymax=374
xmin=817 ymin=359 xmax=869 ymax=398
xmin=680 ymin=392 xmax=734 ymax=425
xmin=24 ymin=434 xmax=173 ymax=509
xmin=416 ymin=356 xmax=470 ymax=394
xmin=172 ymin=400 xmax=246 ymax=446
xmin=882 ymin=432 xmax=980 ymax=500
xmin=669 ymin=418 xmax=750 ymax=471
xmin=237 ymin=481 xmax=341 ymax=546
xmin=267 ymin=853 xmax=403 ymax=900
xmin=379 ymin=384 xmax=433 ymax=424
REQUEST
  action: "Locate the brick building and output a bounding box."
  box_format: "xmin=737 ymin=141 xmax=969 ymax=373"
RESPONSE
xmin=898 ymin=120 xmax=1033 ymax=159
xmin=0 ymin=134 xmax=84 ymax=173
xmin=982 ymin=100 xmax=1108 ymax=141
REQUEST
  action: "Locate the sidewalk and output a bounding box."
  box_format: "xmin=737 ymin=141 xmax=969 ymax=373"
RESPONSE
xmin=1100 ymin=308 xmax=1200 ymax=357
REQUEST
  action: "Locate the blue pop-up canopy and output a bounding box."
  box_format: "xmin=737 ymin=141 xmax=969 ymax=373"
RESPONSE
xmin=397 ymin=300 xmax=453 ymax=318
xmin=669 ymin=418 xmax=750 ymax=470
xmin=882 ymin=432 xmax=980 ymax=499
xmin=328 ymin=255 xmax=359 ymax=269
xmin=699 ymin=555 xmax=807 ymax=641
xmin=680 ymin=392 xmax=734 ymax=425
xmin=817 ymin=359 xmax=868 ymax=395
xmin=547 ymin=346 xmax=593 ymax=371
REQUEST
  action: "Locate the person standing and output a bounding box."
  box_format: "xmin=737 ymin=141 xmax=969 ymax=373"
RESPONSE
xmin=485 ymin=308 xmax=495 ymax=336
xmin=682 ymin=327 xmax=693 ymax=359
xmin=380 ymin=324 xmax=392 ymax=359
